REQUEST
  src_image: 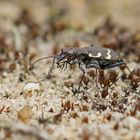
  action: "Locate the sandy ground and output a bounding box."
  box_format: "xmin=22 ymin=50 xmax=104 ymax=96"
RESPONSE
xmin=0 ymin=1 xmax=140 ymax=140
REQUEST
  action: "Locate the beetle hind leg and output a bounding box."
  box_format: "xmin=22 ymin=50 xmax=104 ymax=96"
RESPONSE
xmin=95 ymin=68 xmax=100 ymax=93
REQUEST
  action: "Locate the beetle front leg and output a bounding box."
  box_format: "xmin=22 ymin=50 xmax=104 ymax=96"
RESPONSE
xmin=47 ymin=57 xmax=55 ymax=79
xmin=62 ymin=62 xmax=67 ymax=71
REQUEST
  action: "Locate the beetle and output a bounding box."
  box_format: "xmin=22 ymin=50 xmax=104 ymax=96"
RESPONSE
xmin=31 ymin=45 xmax=131 ymax=93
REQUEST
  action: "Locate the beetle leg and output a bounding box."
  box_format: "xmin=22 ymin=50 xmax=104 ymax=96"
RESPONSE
xmin=57 ymin=62 xmax=62 ymax=68
xmin=101 ymin=61 xmax=132 ymax=74
xmin=124 ymin=64 xmax=132 ymax=75
xmin=63 ymin=62 xmax=67 ymax=71
xmin=47 ymin=57 xmax=55 ymax=79
xmin=102 ymin=61 xmax=126 ymax=69
xmin=77 ymin=63 xmax=86 ymax=92
xmin=95 ymin=68 xmax=100 ymax=93
xmin=59 ymin=62 xmax=64 ymax=69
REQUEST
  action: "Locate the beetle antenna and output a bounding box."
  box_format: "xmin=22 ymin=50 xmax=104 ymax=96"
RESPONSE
xmin=30 ymin=55 xmax=59 ymax=70
xmin=28 ymin=55 xmax=59 ymax=84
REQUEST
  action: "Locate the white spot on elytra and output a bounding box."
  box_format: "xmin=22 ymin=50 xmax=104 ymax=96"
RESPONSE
xmin=106 ymin=49 xmax=111 ymax=59
xmin=88 ymin=53 xmax=101 ymax=58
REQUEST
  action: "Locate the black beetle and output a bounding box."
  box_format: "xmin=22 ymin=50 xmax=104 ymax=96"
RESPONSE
xmin=31 ymin=45 xmax=131 ymax=92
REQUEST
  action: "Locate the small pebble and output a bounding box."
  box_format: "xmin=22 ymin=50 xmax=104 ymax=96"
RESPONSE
xmin=23 ymin=83 xmax=40 ymax=93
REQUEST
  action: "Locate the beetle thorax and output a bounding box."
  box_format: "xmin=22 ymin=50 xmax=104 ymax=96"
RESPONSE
xmin=62 ymin=48 xmax=78 ymax=55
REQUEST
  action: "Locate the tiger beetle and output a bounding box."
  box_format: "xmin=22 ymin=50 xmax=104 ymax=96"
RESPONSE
xmin=31 ymin=45 xmax=131 ymax=93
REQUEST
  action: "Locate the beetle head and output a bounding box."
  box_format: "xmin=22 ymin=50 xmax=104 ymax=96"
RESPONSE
xmin=56 ymin=48 xmax=77 ymax=63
